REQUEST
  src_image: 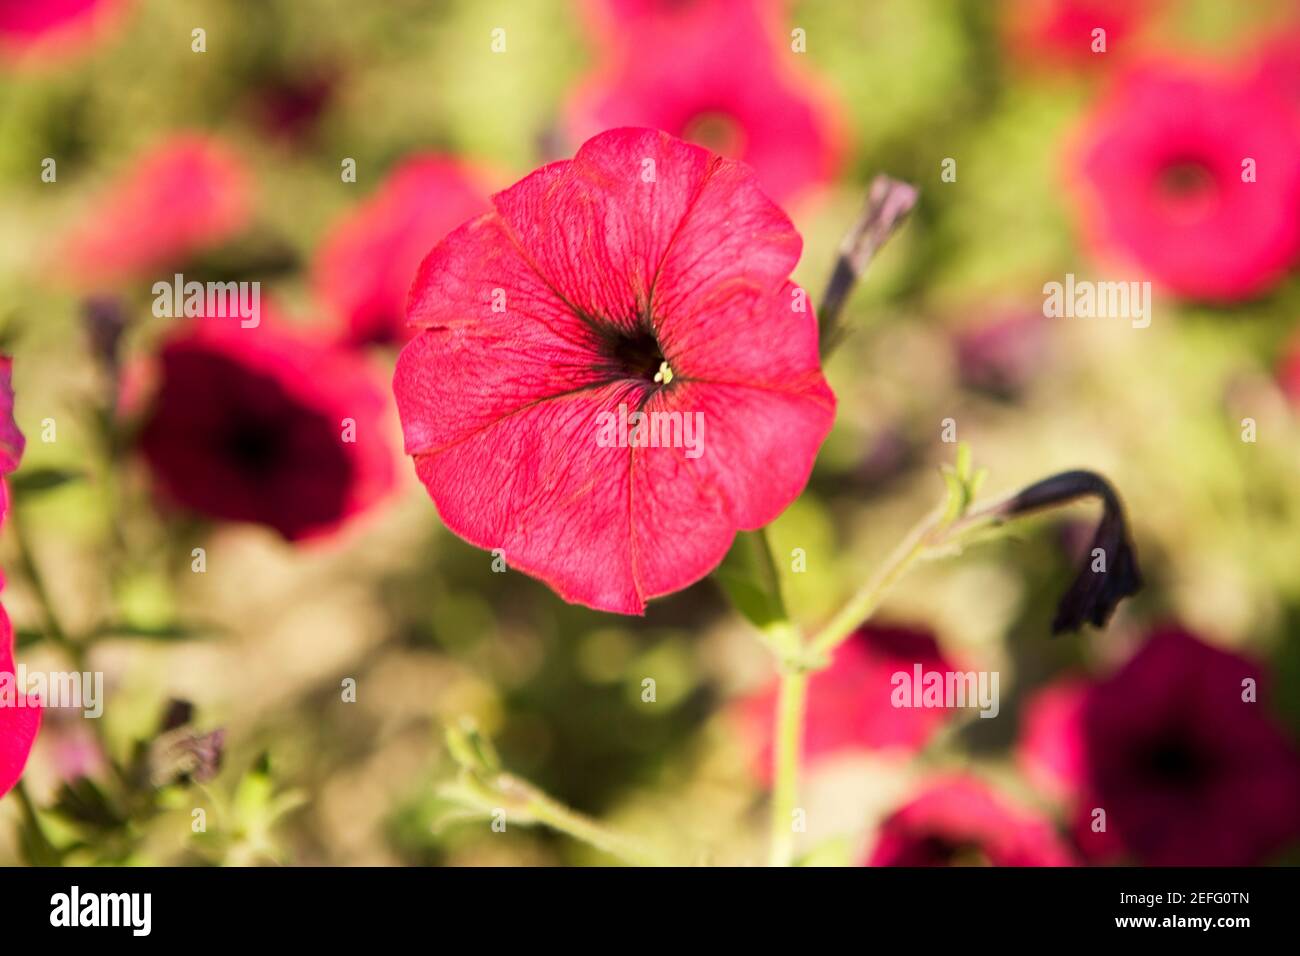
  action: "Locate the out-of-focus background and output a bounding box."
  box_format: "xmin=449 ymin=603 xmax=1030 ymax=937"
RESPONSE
xmin=3 ymin=0 xmax=1300 ymax=866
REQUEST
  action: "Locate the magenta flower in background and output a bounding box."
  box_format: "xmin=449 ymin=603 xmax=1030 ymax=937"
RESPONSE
xmin=1003 ymin=0 xmax=1159 ymax=67
xmin=1071 ymin=62 xmax=1300 ymax=302
xmin=866 ymin=775 xmax=1075 ymax=866
xmin=393 ymin=128 xmax=834 ymax=614
xmin=738 ymin=624 xmax=958 ymax=781
xmin=952 ymin=308 xmax=1049 ymax=399
xmin=60 ymin=134 xmax=251 ymax=286
xmin=0 ymin=356 xmax=37 ymax=800
xmin=0 ymin=0 xmax=127 ymax=62
xmin=0 ymin=603 xmax=41 ymax=800
xmin=568 ymin=0 xmax=844 ymax=204
xmin=1279 ymin=335 xmax=1300 ymax=407
xmin=1019 ymin=627 xmax=1300 ymax=865
xmin=314 ymin=155 xmax=488 ymax=348
xmin=137 ymin=313 xmax=396 ymax=542
xmin=1248 ymin=27 xmax=1300 ymax=115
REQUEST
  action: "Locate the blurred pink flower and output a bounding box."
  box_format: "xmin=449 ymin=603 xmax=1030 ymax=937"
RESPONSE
xmin=1247 ymin=27 xmax=1300 ymax=115
xmin=0 ymin=0 xmax=127 ymax=62
xmin=314 ymin=155 xmax=488 ymax=347
xmin=0 ymin=357 xmax=36 ymax=800
xmin=136 ymin=311 xmax=396 ymax=542
xmin=568 ymin=0 xmax=844 ymax=204
xmin=1017 ymin=678 xmax=1089 ymax=801
xmin=866 ymin=775 xmax=1075 ymax=866
xmin=0 ymin=602 xmax=41 ymax=800
xmin=953 ymin=309 xmax=1049 ymax=398
xmin=393 ymin=128 xmax=833 ymax=614
xmin=1071 ymin=61 xmax=1300 ymax=302
xmin=1279 ymin=334 xmax=1300 ymax=406
xmin=60 ymin=134 xmax=252 ymax=286
xmin=738 ymin=624 xmax=958 ymax=781
xmin=1003 ymin=0 xmax=1159 ymax=67
xmin=1019 ymin=627 xmax=1300 ymax=865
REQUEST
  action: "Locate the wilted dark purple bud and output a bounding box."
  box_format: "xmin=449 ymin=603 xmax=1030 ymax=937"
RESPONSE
xmin=81 ymin=296 xmax=128 ymax=374
xmin=148 ymin=725 xmax=226 ymax=787
xmin=954 ymin=309 xmax=1047 ymax=399
xmin=999 ymin=470 xmax=1143 ymax=634
xmin=159 ymin=698 xmax=195 ymax=733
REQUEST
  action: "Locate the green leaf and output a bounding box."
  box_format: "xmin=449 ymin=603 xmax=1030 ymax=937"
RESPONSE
xmin=14 ymin=785 xmax=63 ymax=866
xmin=9 ymin=468 xmax=86 ymax=496
xmin=714 ymin=529 xmax=789 ymax=635
xmin=88 ymin=621 xmax=221 ymax=642
xmin=51 ymin=777 xmax=127 ymax=833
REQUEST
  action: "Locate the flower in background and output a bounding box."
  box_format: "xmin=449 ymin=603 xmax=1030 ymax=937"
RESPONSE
xmin=0 ymin=603 xmax=41 ymax=800
xmin=1071 ymin=62 xmax=1300 ymax=302
xmin=1279 ymin=334 xmax=1300 ymax=407
xmin=738 ymin=624 xmax=957 ymax=781
xmin=136 ymin=312 xmax=396 ymax=542
xmin=314 ymin=155 xmax=488 ymax=347
xmin=865 ymin=775 xmax=1075 ymax=866
xmin=60 ymin=134 xmax=251 ymax=286
xmin=0 ymin=357 xmax=37 ymax=800
xmin=568 ymin=0 xmax=843 ymax=204
xmin=393 ymin=128 xmax=834 ymax=614
xmin=1247 ymin=27 xmax=1300 ymax=116
xmin=953 ymin=308 xmax=1049 ymax=400
xmin=1003 ymin=0 xmax=1159 ymax=67
xmin=1019 ymin=627 xmax=1300 ymax=865
xmin=0 ymin=0 xmax=128 ymax=63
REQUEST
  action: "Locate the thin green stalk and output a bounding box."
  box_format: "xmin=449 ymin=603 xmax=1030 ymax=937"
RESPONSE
xmin=445 ymin=720 xmax=667 ymax=866
xmin=767 ymin=668 xmax=808 ymax=867
xmin=809 ymin=506 xmax=945 ymax=659
xmin=8 ymin=502 xmax=87 ymax=671
xmin=515 ymin=780 xmax=665 ymax=867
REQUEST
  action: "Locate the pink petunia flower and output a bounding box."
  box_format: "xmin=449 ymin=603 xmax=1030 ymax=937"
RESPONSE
xmin=1003 ymin=0 xmax=1159 ymax=67
xmin=1017 ymin=678 xmax=1089 ymax=801
xmin=60 ymin=134 xmax=252 ymax=286
xmin=314 ymin=155 xmax=489 ymax=347
xmin=737 ymin=624 xmax=958 ymax=781
xmin=568 ymin=0 xmax=843 ymax=204
xmin=865 ymin=775 xmax=1075 ymax=866
xmin=0 ymin=356 xmax=36 ymax=800
xmin=1018 ymin=627 xmax=1300 ymax=866
xmin=393 ymin=128 xmax=835 ymax=614
xmin=136 ymin=312 xmax=396 ymax=542
xmin=0 ymin=0 xmax=127 ymax=63
xmin=1071 ymin=61 xmax=1300 ymax=302
xmin=0 ymin=602 xmax=41 ymax=800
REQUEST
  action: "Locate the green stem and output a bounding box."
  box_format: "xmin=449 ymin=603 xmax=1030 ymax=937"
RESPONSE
xmin=809 ymin=506 xmax=946 ymax=659
xmin=8 ymin=502 xmax=87 ymax=670
xmin=514 ymin=779 xmax=664 ymax=867
xmin=767 ymin=668 xmax=808 ymax=867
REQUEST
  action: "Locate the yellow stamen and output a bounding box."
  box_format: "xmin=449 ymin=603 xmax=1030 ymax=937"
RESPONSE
xmin=653 ymin=360 xmax=674 ymax=385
